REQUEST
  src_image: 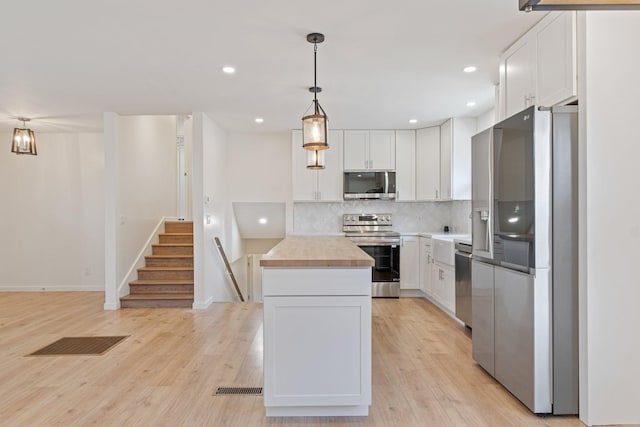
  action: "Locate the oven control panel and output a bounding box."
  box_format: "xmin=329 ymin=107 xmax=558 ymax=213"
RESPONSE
xmin=343 ymin=213 xmax=392 ymax=226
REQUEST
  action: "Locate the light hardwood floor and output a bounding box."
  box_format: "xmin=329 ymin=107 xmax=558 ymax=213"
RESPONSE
xmin=0 ymin=292 xmax=584 ymax=426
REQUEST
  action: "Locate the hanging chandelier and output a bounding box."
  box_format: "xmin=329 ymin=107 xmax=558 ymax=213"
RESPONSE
xmin=302 ymin=32 xmax=329 ymax=170
xmin=11 ymin=118 xmax=38 ymax=155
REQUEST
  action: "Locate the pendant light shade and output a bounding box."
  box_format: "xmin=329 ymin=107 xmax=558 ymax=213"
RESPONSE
xmin=306 ymin=149 xmax=325 ymax=170
xmin=302 ymin=33 xmax=329 ymax=153
xmin=11 ymin=118 xmax=37 ymax=155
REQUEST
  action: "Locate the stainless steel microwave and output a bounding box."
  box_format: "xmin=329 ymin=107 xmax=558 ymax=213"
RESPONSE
xmin=343 ymin=171 xmax=396 ymax=200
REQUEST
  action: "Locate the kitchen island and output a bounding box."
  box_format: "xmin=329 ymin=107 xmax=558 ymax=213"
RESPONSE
xmin=259 ymin=236 xmax=374 ymax=417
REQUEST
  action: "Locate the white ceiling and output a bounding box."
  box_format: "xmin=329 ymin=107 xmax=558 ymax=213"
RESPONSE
xmin=0 ymin=1 xmax=544 ymax=134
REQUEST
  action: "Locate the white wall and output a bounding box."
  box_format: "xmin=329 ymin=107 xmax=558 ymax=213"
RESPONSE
xmin=0 ymin=132 xmax=104 ymax=291
xmin=227 ymin=131 xmax=293 ymax=234
xmin=579 ymin=11 xmax=640 ymax=426
xmin=476 ymin=108 xmax=495 ymax=132
xmin=192 ymin=113 xmax=235 ymax=307
xmin=226 ymin=131 xmax=291 ymax=202
xmin=117 ymin=116 xmax=178 ymax=281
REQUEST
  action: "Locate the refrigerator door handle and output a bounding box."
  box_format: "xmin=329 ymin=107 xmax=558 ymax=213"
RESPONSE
xmin=488 ymin=133 xmax=494 ymax=259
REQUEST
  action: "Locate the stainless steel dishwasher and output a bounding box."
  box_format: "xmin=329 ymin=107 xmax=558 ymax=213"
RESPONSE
xmin=455 ymin=241 xmax=472 ymax=328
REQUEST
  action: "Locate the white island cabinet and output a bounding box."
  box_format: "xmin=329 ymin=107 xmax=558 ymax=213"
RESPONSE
xmin=260 ymin=237 xmax=374 ymax=417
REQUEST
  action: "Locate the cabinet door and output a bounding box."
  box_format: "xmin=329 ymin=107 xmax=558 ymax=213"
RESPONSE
xmin=343 ymin=130 xmax=369 ymax=170
xmin=263 ymin=295 xmax=371 ymax=407
xmin=317 ymin=130 xmax=344 ymax=201
xmin=395 ymin=130 xmax=416 ymax=201
xmin=369 ymin=130 xmax=395 ymax=170
xmin=400 ymin=236 xmax=420 ymax=290
xmin=420 ymin=237 xmax=433 ymax=296
xmin=292 ymin=130 xmax=318 ymax=201
xmin=440 ymin=265 xmax=455 ymax=313
xmin=503 ymin=36 xmax=536 ymax=118
xmin=536 ymin=12 xmax=577 ymax=107
xmin=416 ymin=126 xmax=440 ymax=200
xmin=450 ymin=118 xmax=475 ymax=200
xmin=440 ymin=120 xmax=452 ymax=200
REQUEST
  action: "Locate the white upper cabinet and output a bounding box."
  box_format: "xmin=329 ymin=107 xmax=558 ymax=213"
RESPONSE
xmin=536 ymin=12 xmax=577 ymax=107
xmin=343 ymin=130 xmax=368 ymax=170
xmin=292 ymin=130 xmax=343 ymax=201
xmin=369 ymin=130 xmax=396 ymax=170
xmin=440 ymin=120 xmax=453 ymax=200
xmin=440 ymin=118 xmax=476 ymax=200
xmin=501 ymin=35 xmax=537 ymax=119
xmin=344 ymin=130 xmax=395 ymax=170
xmin=395 ymin=130 xmax=416 ymax=201
xmin=416 ymin=126 xmax=440 ymax=201
xmin=499 ymin=11 xmax=577 ymax=120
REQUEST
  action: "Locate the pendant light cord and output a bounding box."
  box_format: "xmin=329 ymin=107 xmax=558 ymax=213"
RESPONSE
xmin=313 ymin=41 xmax=318 ymax=113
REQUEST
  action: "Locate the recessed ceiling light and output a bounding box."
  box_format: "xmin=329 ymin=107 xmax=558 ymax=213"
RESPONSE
xmin=463 ymin=66 xmax=477 ymax=73
xmin=255 ymin=117 xmax=264 ymax=123
xmin=259 ymin=218 xmax=267 ymax=224
xmin=222 ymin=66 xmax=236 ymax=74
xmin=466 ymin=101 xmax=477 ymax=107
xmin=409 ymin=119 xmax=418 ymax=124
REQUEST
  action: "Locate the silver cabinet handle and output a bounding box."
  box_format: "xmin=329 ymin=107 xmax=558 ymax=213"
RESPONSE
xmin=318 ymin=191 xmax=321 ymax=200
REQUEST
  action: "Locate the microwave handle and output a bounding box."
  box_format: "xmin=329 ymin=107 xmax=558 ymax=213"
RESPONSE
xmin=384 ymin=171 xmax=389 ymax=194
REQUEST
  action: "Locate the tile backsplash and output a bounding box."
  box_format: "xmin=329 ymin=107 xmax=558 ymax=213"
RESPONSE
xmin=293 ymin=200 xmax=471 ymax=235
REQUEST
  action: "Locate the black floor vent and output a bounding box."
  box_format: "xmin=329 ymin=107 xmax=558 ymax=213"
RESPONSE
xmin=214 ymin=386 xmax=263 ymax=396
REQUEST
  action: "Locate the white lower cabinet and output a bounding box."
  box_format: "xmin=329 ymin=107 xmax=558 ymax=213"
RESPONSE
xmin=264 ymin=295 xmax=371 ymax=410
xmin=433 ymin=263 xmax=455 ymax=313
xmin=400 ymin=236 xmax=420 ymax=290
xmin=262 ymin=267 xmax=372 ymax=416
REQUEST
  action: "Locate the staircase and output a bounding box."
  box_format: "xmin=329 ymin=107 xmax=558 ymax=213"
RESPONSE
xmin=120 ymin=221 xmax=194 ymax=308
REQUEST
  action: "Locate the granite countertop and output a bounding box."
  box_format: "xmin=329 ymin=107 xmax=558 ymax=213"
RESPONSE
xmin=260 ymin=236 xmax=375 ymax=268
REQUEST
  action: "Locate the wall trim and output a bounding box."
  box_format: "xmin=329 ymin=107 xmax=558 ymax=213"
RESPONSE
xmin=104 ymin=301 xmax=119 ymax=310
xmin=0 ymin=286 xmax=104 ymax=292
xmin=192 ymin=296 xmax=214 ymax=310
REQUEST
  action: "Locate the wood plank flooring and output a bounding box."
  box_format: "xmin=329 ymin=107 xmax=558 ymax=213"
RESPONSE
xmin=0 ymin=292 xmax=585 ymax=426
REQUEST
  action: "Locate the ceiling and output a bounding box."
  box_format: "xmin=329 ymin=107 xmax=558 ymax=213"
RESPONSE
xmin=0 ymin=1 xmax=544 ymax=134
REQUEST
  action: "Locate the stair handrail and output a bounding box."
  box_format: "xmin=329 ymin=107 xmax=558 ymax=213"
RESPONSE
xmin=213 ymin=237 xmax=245 ymax=302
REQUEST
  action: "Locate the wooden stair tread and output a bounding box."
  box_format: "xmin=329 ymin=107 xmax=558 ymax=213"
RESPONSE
xmin=138 ymin=266 xmax=193 ymax=271
xmin=145 ymin=255 xmax=193 ymax=258
xmin=159 ymin=233 xmax=193 ymax=236
xmin=130 ymin=279 xmax=194 ymax=285
xmin=153 ymin=243 xmax=193 ymax=246
xmin=121 ymin=293 xmax=193 ymax=300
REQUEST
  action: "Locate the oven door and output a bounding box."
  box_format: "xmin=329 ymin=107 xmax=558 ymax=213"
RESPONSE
xmin=357 ymin=243 xmax=400 ymax=298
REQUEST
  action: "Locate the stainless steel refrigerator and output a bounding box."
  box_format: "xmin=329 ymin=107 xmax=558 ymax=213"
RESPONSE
xmin=471 ymin=105 xmax=578 ymax=415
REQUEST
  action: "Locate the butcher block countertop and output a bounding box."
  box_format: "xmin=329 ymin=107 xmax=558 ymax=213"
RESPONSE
xmin=260 ymin=236 xmax=374 ymax=268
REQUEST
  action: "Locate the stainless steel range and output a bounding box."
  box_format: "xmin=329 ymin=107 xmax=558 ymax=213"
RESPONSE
xmin=343 ymin=213 xmax=400 ymax=298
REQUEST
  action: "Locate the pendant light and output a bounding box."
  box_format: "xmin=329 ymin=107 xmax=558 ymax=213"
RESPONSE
xmin=520 ymin=0 xmax=640 ymax=11
xmin=11 ymin=118 xmax=38 ymax=155
xmin=306 ymin=149 xmax=325 ymax=170
xmin=302 ymin=32 xmax=329 ymax=160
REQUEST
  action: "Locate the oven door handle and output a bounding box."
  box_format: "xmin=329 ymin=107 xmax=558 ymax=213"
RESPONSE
xmin=355 ymin=241 xmax=400 ymax=247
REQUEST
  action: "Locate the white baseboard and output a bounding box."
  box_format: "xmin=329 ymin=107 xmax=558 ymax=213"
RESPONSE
xmin=192 ymin=296 xmax=214 ymax=310
xmin=104 ymin=302 xmax=120 ymax=310
xmin=0 ymin=286 xmax=104 ymax=292
xmin=399 ymin=289 xmax=426 ymax=298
